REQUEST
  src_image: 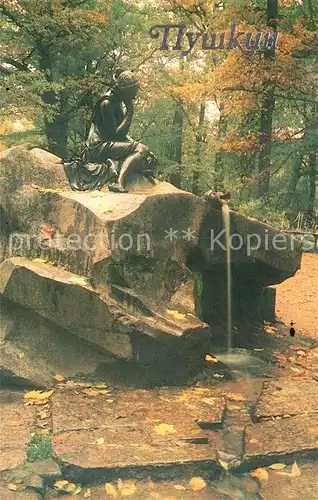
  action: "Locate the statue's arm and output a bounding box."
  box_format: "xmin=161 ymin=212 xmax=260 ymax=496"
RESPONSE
xmin=115 ymin=102 xmax=133 ymax=140
xmin=100 ymin=99 xmax=133 ymax=141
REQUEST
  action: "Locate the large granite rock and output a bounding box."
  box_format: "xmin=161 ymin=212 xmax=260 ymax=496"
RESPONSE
xmin=0 ymin=146 xmax=302 ymax=384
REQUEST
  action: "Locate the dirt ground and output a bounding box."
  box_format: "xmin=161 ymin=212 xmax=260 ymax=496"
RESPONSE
xmin=273 ymin=253 xmax=318 ymax=339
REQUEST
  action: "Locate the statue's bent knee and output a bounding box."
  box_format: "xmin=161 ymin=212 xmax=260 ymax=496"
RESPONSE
xmin=136 ymin=143 xmax=149 ymax=155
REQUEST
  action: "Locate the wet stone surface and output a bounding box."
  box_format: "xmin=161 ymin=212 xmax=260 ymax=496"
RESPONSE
xmin=260 ymin=461 xmax=318 ymax=500
xmin=52 ymin=387 xmax=226 ymax=481
xmin=52 ymin=386 xmax=226 ymax=434
xmin=45 ymin=476 xmax=259 ymax=499
xmin=255 ymin=379 xmax=318 ymax=419
xmin=244 ymin=415 xmax=318 ymax=468
xmin=0 ymin=481 xmax=40 ymax=499
xmin=0 ymin=395 xmax=35 ymax=471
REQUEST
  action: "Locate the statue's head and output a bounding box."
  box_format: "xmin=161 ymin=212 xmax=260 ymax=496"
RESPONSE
xmin=112 ymin=70 xmax=140 ymax=100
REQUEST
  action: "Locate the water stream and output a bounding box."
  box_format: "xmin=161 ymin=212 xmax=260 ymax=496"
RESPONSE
xmin=221 ymin=202 xmax=232 ymax=351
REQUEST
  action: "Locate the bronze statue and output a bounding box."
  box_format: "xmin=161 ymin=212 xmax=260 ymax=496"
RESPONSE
xmin=63 ymin=71 xmax=157 ymax=193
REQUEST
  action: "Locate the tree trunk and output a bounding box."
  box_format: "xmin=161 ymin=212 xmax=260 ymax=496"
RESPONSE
xmin=307 ymin=151 xmax=317 ymax=214
xmin=44 ymin=115 xmax=69 ymax=159
xmin=258 ymin=0 xmax=278 ymax=198
xmin=169 ymin=99 xmax=183 ymax=189
xmin=192 ymin=101 xmax=206 ymax=195
xmin=215 ymin=105 xmax=226 ymax=190
xmin=288 ymin=151 xmax=303 ymax=210
xmin=258 ymin=87 xmax=275 ymax=197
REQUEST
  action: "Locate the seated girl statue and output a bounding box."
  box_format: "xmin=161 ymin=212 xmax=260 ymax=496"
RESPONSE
xmin=63 ymin=70 xmax=157 ymax=193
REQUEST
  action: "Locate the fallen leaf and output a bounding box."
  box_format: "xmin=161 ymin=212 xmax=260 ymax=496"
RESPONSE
xmin=290 ymin=345 xmax=304 ymax=351
xmin=83 ymin=387 xmax=109 ymax=396
xmin=24 ymin=390 xmax=54 ymax=400
xmin=310 ymin=427 xmax=318 ymax=434
xmin=205 ymin=354 xmax=218 ymax=363
xmin=218 ymin=459 xmax=229 ymax=471
xmin=54 ymin=374 xmax=66 ymax=382
xmin=264 ymin=326 xmax=277 ymax=334
xmin=38 ymin=410 xmax=50 ymax=420
xmin=250 ymin=468 xmax=269 ymax=481
xmin=268 ymin=463 xmax=287 ymax=470
xmin=24 ymin=399 xmax=49 ymax=407
xmin=84 ymin=489 xmax=91 ymax=498
xmin=202 ymin=397 xmax=217 ymax=406
xmin=226 ymin=393 xmax=244 ymax=402
xmin=54 ymin=480 xmax=81 ymax=493
xmin=189 ymin=477 xmax=207 ymax=491
xmin=296 ymin=350 xmax=307 ymax=356
xmin=248 ymin=438 xmax=259 ymax=444
xmin=154 ymin=424 xmax=176 ymax=436
xmin=167 ymin=309 xmax=186 ymax=320
xmin=120 ymin=480 xmax=137 ymax=497
xmin=173 ymin=484 xmax=186 ymax=491
xmin=291 ymin=461 xmax=301 ymax=477
xmin=33 ymin=258 xmax=49 ymax=264
xmin=105 ymin=483 xmax=118 ymax=498
xmin=96 ymin=437 xmax=104 ymax=445
xmin=7 ymin=483 xmax=17 ymax=491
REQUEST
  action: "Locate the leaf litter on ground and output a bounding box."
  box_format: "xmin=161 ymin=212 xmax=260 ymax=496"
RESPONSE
xmin=154 ymin=424 xmax=176 ymax=436
xmin=189 ymin=477 xmax=207 ymax=491
xmin=276 ymin=461 xmax=301 ymax=477
xmin=268 ymin=463 xmax=287 ymax=470
xmin=54 ymin=480 xmax=81 ymax=494
xmin=24 ymin=390 xmax=54 ymax=401
xmin=249 ymin=468 xmax=269 ymax=481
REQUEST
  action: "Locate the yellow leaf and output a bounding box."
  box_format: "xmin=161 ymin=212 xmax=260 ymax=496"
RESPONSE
xmin=154 ymin=424 xmax=176 ymax=436
xmin=226 ymin=393 xmax=244 ymax=402
xmin=54 ymin=480 xmax=71 ymax=490
xmin=173 ymin=484 xmax=186 ymax=490
xmin=189 ymin=477 xmax=207 ymax=491
xmin=250 ymin=468 xmax=269 ymax=481
xmin=24 ymin=390 xmax=54 ymax=400
xmin=205 ymin=355 xmax=218 ymax=363
xmin=219 ymin=459 xmax=229 ymax=471
xmin=54 ymin=374 xmax=65 ymax=382
xmin=291 ymin=461 xmax=301 ymax=477
xmin=7 ymin=483 xmax=17 ymax=491
xmin=268 ymin=463 xmax=287 ymax=470
xmin=264 ymin=326 xmax=277 ymax=334
xmin=83 ymin=384 xmax=109 ymax=396
xmin=248 ymin=438 xmax=259 ymax=444
xmin=167 ymin=309 xmax=186 ymax=320
xmin=202 ymin=397 xmax=217 ymax=406
xmin=105 ymin=483 xmax=118 ymax=498
xmin=120 ymin=481 xmax=137 ymax=497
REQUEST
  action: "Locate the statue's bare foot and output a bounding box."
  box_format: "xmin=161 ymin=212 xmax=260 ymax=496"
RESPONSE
xmin=108 ymin=183 xmax=128 ymax=193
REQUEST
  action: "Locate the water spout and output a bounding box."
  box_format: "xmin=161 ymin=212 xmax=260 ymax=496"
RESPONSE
xmin=221 ymin=202 xmax=232 ymax=351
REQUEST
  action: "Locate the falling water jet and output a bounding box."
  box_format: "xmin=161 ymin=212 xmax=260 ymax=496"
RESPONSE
xmin=221 ymin=201 xmax=232 ymax=352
